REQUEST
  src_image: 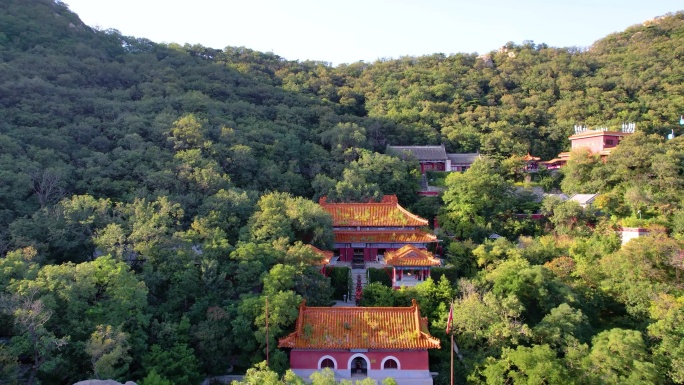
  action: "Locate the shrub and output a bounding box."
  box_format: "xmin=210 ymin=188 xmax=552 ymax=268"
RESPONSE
xmin=367 ymin=267 xmax=393 ymax=287
xmin=429 ymin=267 xmax=458 ymax=286
xmin=328 ymin=266 xmax=351 ymax=300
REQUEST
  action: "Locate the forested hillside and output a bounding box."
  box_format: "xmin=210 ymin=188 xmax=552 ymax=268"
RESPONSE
xmin=1 ymin=0 xmax=684 ymax=384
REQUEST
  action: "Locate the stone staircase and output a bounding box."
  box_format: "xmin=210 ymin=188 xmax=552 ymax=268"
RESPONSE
xmin=420 ymin=173 xmax=429 ymax=191
xmin=352 ymin=268 xmax=367 ymax=288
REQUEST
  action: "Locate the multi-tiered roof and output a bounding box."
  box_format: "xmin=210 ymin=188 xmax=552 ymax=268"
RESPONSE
xmin=319 ymin=195 xmax=428 ymax=227
xmin=319 ymin=195 xmax=436 ymax=245
xmin=278 ymin=299 xmax=440 ymax=350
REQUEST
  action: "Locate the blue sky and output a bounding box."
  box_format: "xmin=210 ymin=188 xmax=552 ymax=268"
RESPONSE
xmin=65 ymin=0 xmax=681 ymax=66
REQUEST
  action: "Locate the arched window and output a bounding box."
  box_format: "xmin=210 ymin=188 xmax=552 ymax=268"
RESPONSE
xmin=383 ymin=358 xmax=399 ymax=369
xmin=321 ymin=358 xmax=335 ymax=368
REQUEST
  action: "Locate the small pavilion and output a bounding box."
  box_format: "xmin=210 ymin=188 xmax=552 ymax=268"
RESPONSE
xmin=385 ymin=245 xmax=442 ymax=289
xmin=279 ymin=299 xmax=440 ymax=385
xmin=522 ymin=153 xmax=540 ymax=172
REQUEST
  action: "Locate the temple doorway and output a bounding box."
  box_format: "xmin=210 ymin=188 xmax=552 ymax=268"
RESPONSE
xmin=351 ymin=356 xmax=368 ymax=378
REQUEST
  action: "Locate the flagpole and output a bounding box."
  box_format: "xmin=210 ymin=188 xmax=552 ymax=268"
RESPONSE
xmin=266 ymin=296 xmax=269 ymax=367
xmin=450 ymin=331 xmax=454 ymax=385
xmin=448 ymin=299 xmax=454 ymax=385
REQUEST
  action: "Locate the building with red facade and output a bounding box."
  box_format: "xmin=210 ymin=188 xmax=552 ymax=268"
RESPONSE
xmin=542 ymin=128 xmax=632 ymax=169
xmin=522 ymin=153 xmax=541 ymax=172
xmin=387 ymin=145 xmax=449 ymax=173
xmin=387 ymin=145 xmax=480 ymax=173
xmin=279 ymin=300 xmax=440 ymax=384
xmin=319 ymin=195 xmax=437 ymax=267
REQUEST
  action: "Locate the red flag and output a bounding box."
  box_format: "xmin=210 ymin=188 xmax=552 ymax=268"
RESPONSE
xmin=445 ymin=302 xmax=453 ymax=334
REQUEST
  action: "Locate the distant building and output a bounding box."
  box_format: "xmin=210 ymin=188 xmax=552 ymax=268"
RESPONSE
xmin=447 ymin=153 xmax=480 ymax=172
xmin=387 ymin=145 xmax=449 ymax=173
xmin=620 ymin=227 xmax=649 ymax=245
xmin=541 ymin=127 xmax=633 ymax=169
xmin=568 ymin=193 xmax=599 ymax=209
xmin=522 ymin=153 xmax=541 ymax=172
xmin=387 ymin=144 xmax=480 ymax=173
xmin=319 ymin=195 xmax=437 ymax=268
xmin=279 ymin=299 xmax=440 ymax=385
xmin=567 ymin=129 xmax=630 ymax=155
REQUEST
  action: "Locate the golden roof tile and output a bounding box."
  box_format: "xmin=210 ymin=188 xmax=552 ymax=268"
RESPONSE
xmin=278 ymin=299 xmax=440 ymax=350
xmin=319 ymin=195 xmax=428 ymax=227
xmin=384 ymin=245 xmax=441 ymax=267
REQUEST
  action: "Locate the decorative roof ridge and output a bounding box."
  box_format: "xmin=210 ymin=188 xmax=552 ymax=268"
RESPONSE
xmin=394 ymin=202 xmax=429 ymax=226
xmin=419 ymin=331 xmax=442 ymax=346
xmin=301 ymin=305 xmax=417 ymax=312
xmin=334 ymin=229 xmax=435 ymax=234
xmin=319 ymin=195 xmax=429 ymax=227
xmin=319 ymin=195 xmax=400 ymax=206
xmin=413 ymin=299 xmax=420 ymax=332
xmin=295 ymin=300 xmax=306 ymax=335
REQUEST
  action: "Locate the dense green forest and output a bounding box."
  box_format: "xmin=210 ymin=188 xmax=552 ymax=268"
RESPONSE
xmin=1 ymin=0 xmax=684 ymax=383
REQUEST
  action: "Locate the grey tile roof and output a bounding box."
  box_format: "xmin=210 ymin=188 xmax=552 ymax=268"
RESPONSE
xmin=447 ymin=153 xmax=480 ymax=164
xmin=544 ymin=193 xmax=569 ymax=201
xmin=387 ymin=145 xmax=448 ymax=161
xmin=569 ymin=194 xmax=598 ymax=205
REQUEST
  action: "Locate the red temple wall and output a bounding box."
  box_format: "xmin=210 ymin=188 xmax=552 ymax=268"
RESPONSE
xmin=420 ymin=161 xmax=446 ymax=173
xmin=571 ymin=134 xmax=622 ymax=154
xmin=290 ymin=350 xmax=429 ymax=370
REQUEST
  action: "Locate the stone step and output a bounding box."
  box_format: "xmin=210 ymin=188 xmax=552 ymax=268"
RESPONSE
xmin=352 ymin=269 xmax=368 ymax=288
xmin=420 ymin=173 xmax=429 ymax=190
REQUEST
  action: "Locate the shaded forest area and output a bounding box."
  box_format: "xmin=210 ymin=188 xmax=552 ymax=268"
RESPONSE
xmin=1 ymin=0 xmax=684 ymax=384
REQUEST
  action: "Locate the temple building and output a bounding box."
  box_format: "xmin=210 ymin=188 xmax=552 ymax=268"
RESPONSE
xmin=447 ymin=153 xmax=480 ymax=172
xmin=387 ymin=145 xmax=479 ymax=173
xmin=319 ymin=195 xmax=437 ymax=267
xmin=384 ymin=245 xmax=442 ymax=289
xmin=279 ymin=299 xmax=440 ymax=385
xmin=387 ymin=145 xmax=449 ymax=173
xmin=542 ymin=126 xmax=633 ymax=169
xmin=522 ymin=153 xmax=541 ymax=172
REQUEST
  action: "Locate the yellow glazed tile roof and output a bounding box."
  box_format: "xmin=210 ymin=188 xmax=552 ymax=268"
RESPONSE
xmin=319 ymin=195 xmax=428 ymax=227
xmin=307 ymin=245 xmax=333 ymax=265
xmin=384 ymin=245 xmax=441 ymax=267
xmin=334 ymin=230 xmax=437 ymax=244
xmin=278 ymin=299 xmax=440 ymax=350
